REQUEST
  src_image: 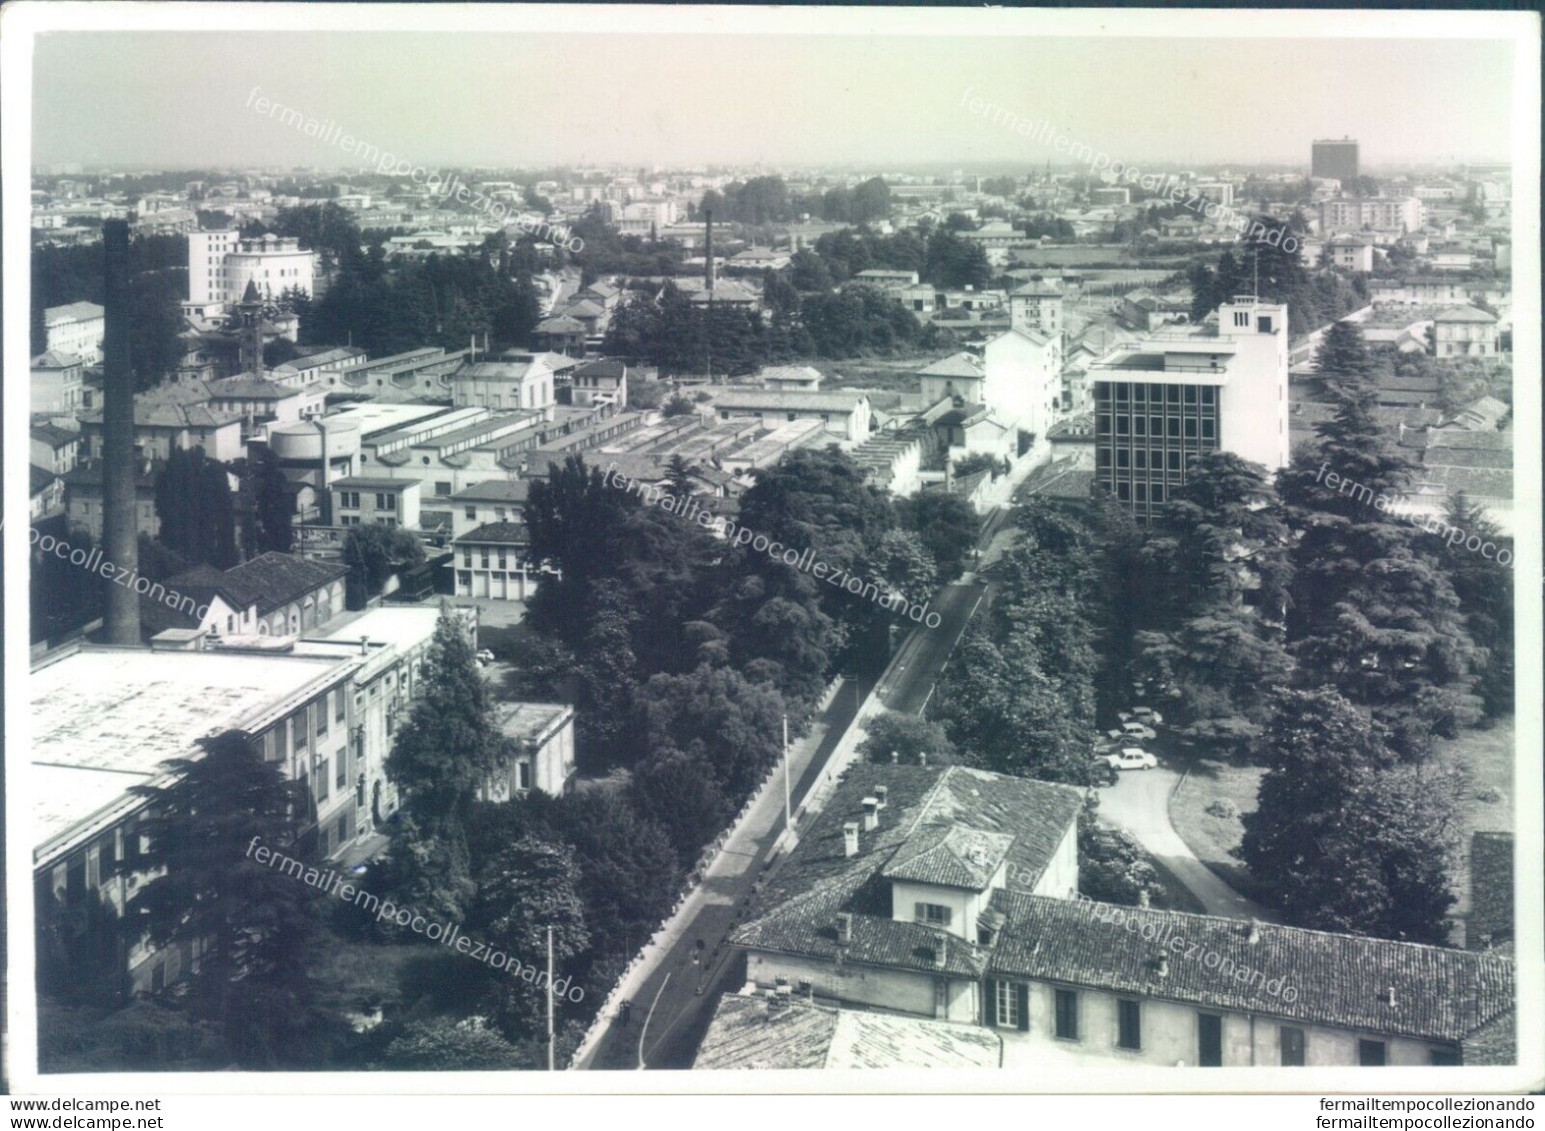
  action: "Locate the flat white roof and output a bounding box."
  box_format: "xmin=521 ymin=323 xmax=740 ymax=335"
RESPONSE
xmin=317 ymin=605 xmax=444 ymax=654
xmin=328 ymin=402 xmax=454 ymax=438
xmin=30 ymin=647 xmax=354 ymax=858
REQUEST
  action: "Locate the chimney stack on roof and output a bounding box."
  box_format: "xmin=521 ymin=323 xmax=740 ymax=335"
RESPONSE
xmin=933 ymin=936 xmax=948 ymax=970
xmin=918 ymin=751 xmax=928 ymax=768
xmin=836 ymin=911 xmax=853 ymax=946
xmin=861 ymin=797 xmax=879 ymax=831
xmin=842 ymin=821 xmax=860 ymax=857
xmin=875 ymin=785 xmax=888 ymax=809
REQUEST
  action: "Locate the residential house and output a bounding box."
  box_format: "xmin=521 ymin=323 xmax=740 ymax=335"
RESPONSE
xmin=31 ymin=351 xmax=87 ymax=414
xmin=79 ymin=386 xmax=245 ymax=464
xmin=1433 ymin=307 xmax=1500 ymax=358
xmin=30 ymin=423 xmax=81 ymax=477
xmin=448 ymin=479 xmax=530 ymax=538
xmin=61 ymin=459 xmax=162 ymax=540
xmin=568 ymin=358 xmax=629 ymax=407
xmin=453 ymin=522 xmax=536 ymax=601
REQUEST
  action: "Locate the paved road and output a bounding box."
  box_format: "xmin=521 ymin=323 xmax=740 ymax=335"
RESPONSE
xmin=583 ymin=679 xmax=867 ymax=1070
xmin=1095 ymin=763 xmax=1272 ymax=921
xmin=581 ymin=510 xmax=1005 ymax=1069
xmin=878 ymin=580 xmax=986 ymax=716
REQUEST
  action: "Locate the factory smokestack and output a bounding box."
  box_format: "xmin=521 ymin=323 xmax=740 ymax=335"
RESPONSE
xmin=703 ymin=208 xmax=714 ymax=295
xmin=101 ymin=219 xmax=141 ymax=644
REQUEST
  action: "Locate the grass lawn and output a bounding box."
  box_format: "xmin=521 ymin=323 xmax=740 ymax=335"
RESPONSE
xmin=1167 ymin=756 xmax=1268 ymax=903
xmin=1432 ymin=716 xmax=1515 ymax=921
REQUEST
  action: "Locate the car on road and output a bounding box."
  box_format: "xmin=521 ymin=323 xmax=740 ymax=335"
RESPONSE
xmin=1120 ymin=721 xmax=1157 ymax=741
xmin=475 ymin=648 xmax=495 ymax=665
xmin=1099 ymin=747 xmax=1158 ymax=772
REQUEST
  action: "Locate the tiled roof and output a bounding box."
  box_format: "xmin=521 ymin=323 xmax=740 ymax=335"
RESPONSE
xmin=31 ymin=350 xmax=83 ymax=368
xmin=30 ymin=465 xmax=60 ymax=496
xmin=730 ymin=766 xmax=1082 ymax=976
xmin=882 ymin=825 xmax=1015 ymax=890
xmin=30 ymin=423 xmax=79 ymax=448
xmin=329 ymin=476 xmax=417 ymax=490
xmin=455 ymin=522 xmax=529 ymax=545
xmin=989 ymin=893 xmax=1514 ymax=1045
xmin=712 ymin=390 xmax=866 ymax=413
xmin=693 ymin=995 xmax=838 ymax=1070
xmin=1426 ymin=428 xmax=1512 ymax=452
xmin=450 ymin=479 xmax=530 ymax=503
xmin=693 ymin=994 xmax=1000 ymax=1070
xmin=1467 ymin=833 xmax=1514 ymax=951
xmin=917 ymin=352 xmax=984 ymax=379
xmin=1435 ymin=306 xmax=1498 ymax=323
xmin=168 ymin=552 xmax=348 ymax=617
xmin=1417 ymin=465 xmax=1513 ymax=499
xmin=44 ymin=301 xmax=104 ymax=325
xmin=204 ymin=374 xmax=299 ymax=400
xmin=572 ymin=358 xmax=627 ymax=379
xmin=535 ymin=316 xmax=585 ymax=334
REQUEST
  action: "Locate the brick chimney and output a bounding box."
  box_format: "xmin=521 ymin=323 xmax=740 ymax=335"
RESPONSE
xmin=875 ymin=785 xmax=888 ymax=809
xmin=101 ymin=219 xmax=140 ymax=645
xmin=843 ymin=821 xmax=859 ymax=857
xmin=861 ymin=797 xmax=879 ymax=831
xmin=836 ymin=911 xmax=852 ymax=946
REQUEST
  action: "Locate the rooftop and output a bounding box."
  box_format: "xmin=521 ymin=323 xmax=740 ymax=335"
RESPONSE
xmin=168 ymin=552 xmax=348 ymax=617
xmin=30 ymin=646 xmax=355 ymax=862
xmin=455 ymin=522 xmax=529 ymax=545
xmin=990 ymin=893 xmax=1514 ymax=1046
xmin=496 ymin=701 xmax=573 ymax=745
xmin=44 ymin=301 xmax=104 ymax=325
xmin=693 ymin=993 xmax=1000 ymax=1071
xmin=330 ymin=476 xmax=419 ymax=491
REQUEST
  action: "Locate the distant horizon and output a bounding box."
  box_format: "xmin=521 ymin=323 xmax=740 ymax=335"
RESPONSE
xmin=31 ymin=32 xmax=1515 ymax=170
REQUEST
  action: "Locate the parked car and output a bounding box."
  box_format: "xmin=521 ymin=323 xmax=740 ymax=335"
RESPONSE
xmin=475 ymin=648 xmax=495 ymax=665
xmin=1129 ymin=706 xmax=1164 ymax=725
xmin=1121 ymin=721 xmax=1157 ymax=741
xmin=1100 ymin=748 xmax=1158 ymax=772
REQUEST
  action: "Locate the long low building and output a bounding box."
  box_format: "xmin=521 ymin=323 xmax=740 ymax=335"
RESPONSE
xmin=729 ymin=764 xmax=1515 ymax=1069
xmin=709 ymin=389 xmax=872 ymax=444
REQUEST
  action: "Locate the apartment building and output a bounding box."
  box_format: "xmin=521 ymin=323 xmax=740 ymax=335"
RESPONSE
xmin=187 ymin=230 xmax=316 ymax=309
xmin=31 ymin=351 xmax=87 ymax=414
xmin=43 ymin=302 xmax=106 ymax=365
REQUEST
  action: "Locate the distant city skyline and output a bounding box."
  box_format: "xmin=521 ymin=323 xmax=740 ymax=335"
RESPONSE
xmin=33 ymin=32 xmax=1515 ymax=171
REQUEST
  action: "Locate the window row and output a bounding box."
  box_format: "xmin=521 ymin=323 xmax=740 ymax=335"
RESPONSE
xmin=1095 ymin=383 xmax=1217 ymax=407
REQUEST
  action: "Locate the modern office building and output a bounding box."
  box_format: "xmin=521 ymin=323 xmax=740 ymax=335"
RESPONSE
xmin=1311 ymin=138 xmax=1360 ymax=183
xmin=1091 ymin=296 xmax=1289 ymax=521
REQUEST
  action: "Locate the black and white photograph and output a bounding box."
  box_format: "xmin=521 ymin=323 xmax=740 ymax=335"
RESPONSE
xmin=2 ymin=2 xmax=1540 ymax=1117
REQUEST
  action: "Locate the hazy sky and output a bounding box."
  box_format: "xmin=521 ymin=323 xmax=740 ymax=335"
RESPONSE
xmin=32 ymin=31 xmax=1516 ymax=170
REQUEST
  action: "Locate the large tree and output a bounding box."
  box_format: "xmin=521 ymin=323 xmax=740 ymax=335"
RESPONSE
xmin=379 ymin=608 xmax=502 ymax=922
xmin=903 ymin=490 xmax=979 ymax=584
xmin=124 ymin=731 xmax=336 ymax=1068
xmin=1240 ymin=688 xmax=1461 ymax=944
xmin=342 ymin=522 xmax=424 ymax=598
xmin=1132 ymin=452 xmax=1294 ymax=759
xmin=469 ymin=832 xmax=590 ymax=1043
xmin=1425 ymin=492 xmax=1514 ymax=718
xmin=154 ymin=446 xmax=238 ymax=569
xmin=237 ymin=444 xmax=294 ymax=557
xmin=1279 ymin=385 xmax=1483 ymax=756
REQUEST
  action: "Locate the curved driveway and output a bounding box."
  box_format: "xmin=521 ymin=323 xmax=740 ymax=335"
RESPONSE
xmin=1095 ymin=762 xmax=1273 ymax=921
